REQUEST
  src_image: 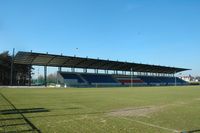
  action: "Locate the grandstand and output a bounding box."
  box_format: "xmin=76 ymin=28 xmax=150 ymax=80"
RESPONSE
xmin=10 ymin=51 xmax=189 ymax=87
xmin=57 ymin=72 xmax=187 ymax=87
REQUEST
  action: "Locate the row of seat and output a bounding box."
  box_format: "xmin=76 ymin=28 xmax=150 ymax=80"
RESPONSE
xmin=139 ymin=76 xmax=187 ymax=84
xmin=81 ymin=74 xmax=117 ymax=83
xmin=60 ymin=73 xmax=84 ymax=83
xmin=59 ymin=73 xmax=118 ymax=84
xmin=59 ymin=72 xmax=187 ymax=86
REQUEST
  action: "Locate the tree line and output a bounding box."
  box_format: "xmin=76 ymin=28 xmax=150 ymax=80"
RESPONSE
xmin=32 ymin=73 xmax=58 ymax=85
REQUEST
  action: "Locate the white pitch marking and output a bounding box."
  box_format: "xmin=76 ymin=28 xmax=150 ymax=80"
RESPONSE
xmin=120 ymin=117 xmax=180 ymax=133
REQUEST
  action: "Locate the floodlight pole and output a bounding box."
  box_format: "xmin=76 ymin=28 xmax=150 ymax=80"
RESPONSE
xmin=131 ymin=68 xmax=133 ymax=87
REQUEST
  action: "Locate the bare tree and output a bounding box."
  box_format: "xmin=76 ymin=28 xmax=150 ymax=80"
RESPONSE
xmin=47 ymin=73 xmax=57 ymax=84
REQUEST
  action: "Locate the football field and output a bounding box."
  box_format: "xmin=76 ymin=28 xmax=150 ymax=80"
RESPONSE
xmin=1 ymin=86 xmax=200 ymax=133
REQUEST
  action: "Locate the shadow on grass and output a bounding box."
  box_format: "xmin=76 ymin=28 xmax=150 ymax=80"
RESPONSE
xmin=0 ymin=108 xmax=46 ymax=133
xmin=27 ymin=110 xmax=106 ymax=119
xmin=181 ymin=129 xmax=200 ymax=133
xmin=0 ymin=117 xmax=24 ymax=121
xmin=0 ymin=108 xmax=49 ymax=115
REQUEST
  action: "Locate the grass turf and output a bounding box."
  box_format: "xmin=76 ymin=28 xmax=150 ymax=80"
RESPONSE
xmin=1 ymin=86 xmax=200 ymax=133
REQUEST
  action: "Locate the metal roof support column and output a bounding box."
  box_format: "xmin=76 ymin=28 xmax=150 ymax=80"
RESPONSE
xmin=83 ymin=68 xmax=87 ymax=73
xmin=174 ymin=71 xmax=177 ymax=86
xmin=122 ymin=71 xmax=125 ymax=75
xmin=130 ymin=68 xmax=133 ymax=87
xmin=94 ymin=69 xmax=98 ymax=74
xmin=10 ymin=48 xmax=15 ymax=86
xmin=105 ymin=70 xmax=108 ymax=74
xmin=58 ymin=67 xmax=62 ymax=72
xmin=44 ymin=66 xmax=47 ymax=87
xmin=57 ymin=67 xmax=62 ymax=84
xmin=71 ymin=68 xmax=75 ymax=72
xmin=28 ymin=65 xmax=32 ymax=86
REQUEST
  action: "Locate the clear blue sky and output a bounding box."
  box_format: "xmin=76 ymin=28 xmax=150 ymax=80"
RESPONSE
xmin=0 ymin=0 xmax=200 ymax=76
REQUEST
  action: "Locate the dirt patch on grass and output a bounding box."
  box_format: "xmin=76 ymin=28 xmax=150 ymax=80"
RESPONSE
xmin=107 ymin=99 xmax=200 ymax=118
xmin=195 ymin=98 xmax=200 ymax=101
xmin=107 ymin=106 xmax=164 ymax=117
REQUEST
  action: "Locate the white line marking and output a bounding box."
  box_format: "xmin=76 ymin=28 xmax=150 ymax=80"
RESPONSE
xmin=74 ymin=104 xmax=181 ymax=132
xmin=120 ymin=117 xmax=180 ymax=133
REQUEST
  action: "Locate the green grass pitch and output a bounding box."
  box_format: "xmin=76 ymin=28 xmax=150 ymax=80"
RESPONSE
xmin=1 ymin=86 xmax=200 ymax=133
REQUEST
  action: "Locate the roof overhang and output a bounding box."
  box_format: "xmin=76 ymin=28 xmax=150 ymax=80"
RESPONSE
xmin=14 ymin=51 xmax=190 ymax=74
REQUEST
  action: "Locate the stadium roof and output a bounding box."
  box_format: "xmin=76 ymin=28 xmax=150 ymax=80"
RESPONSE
xmin=14 ymin=51 xmax=190 ymax=74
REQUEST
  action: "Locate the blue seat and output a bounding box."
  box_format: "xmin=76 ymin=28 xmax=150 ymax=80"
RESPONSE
xmin=81 ymin=74 xmax=117 ymax=83
xmin=139 ymin=76 xmax=187 ymax=84
xmin=60 ymin=73 xmax=84 ymax=83
xmin=139 ymin=76 xmax=161 ymax=84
